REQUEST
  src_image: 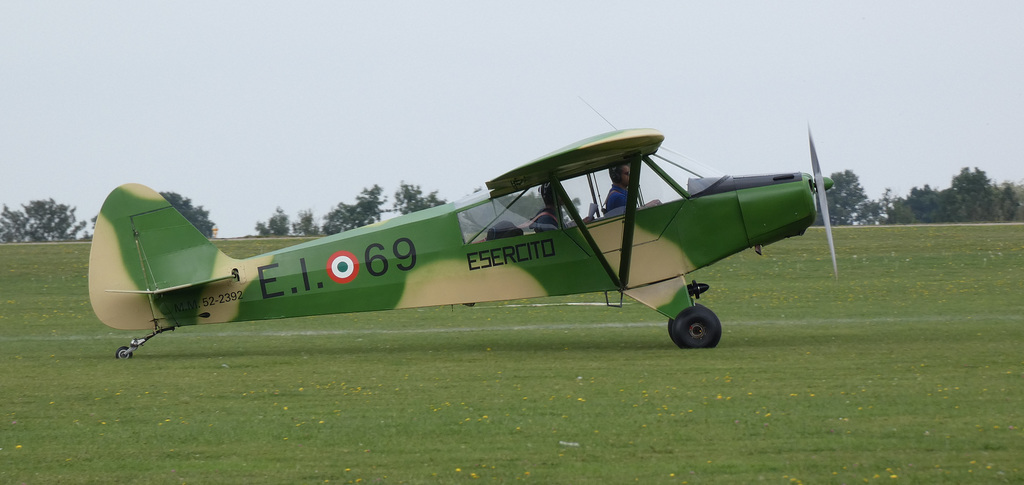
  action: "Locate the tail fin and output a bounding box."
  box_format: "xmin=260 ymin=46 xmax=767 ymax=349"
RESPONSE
xmin=88 ymin=184 xmax=237 ymax=330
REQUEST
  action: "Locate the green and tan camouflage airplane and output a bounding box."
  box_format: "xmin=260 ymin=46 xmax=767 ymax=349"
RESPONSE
xmin=89 ymin=128 xmax=835 ymax=358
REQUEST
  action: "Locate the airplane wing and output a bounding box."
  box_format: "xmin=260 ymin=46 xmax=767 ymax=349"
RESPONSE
xmin=485 ymin=128 xmax=664 ymax=198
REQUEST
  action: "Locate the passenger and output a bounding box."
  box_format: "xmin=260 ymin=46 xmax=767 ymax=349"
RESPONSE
xmin=526 ymin=183 xmax=558 ymax=232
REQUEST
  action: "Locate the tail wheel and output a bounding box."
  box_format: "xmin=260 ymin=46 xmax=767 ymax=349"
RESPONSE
xmin=668 ymin=304 xmax=722 ymax=349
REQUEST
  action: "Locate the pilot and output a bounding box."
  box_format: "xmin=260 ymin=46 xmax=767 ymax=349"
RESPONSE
xmin=526 ymin=183 xmax=558 ymax=232
xmin=590 ymin=164 xmax=659 ymax=222
xmin=603 ymin=164 xmax=630 ymax=214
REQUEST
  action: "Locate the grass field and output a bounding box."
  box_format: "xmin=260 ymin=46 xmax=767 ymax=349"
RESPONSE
xmin=1 ymin=225 xmax=1022 ymax=484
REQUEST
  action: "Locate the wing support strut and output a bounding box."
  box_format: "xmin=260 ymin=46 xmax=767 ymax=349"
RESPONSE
xmin=617 ymin=154 xmax=643 ymax=289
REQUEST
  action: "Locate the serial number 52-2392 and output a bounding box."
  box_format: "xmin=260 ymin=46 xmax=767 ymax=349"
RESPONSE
xmin=202 ymin=291 xmax=243 ymax=307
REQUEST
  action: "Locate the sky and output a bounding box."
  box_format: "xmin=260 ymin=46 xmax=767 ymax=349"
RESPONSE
xmin=2 ymin=1 xmax=1022 ymax=238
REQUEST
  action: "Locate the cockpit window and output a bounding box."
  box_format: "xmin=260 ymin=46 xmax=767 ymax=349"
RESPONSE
xmin=455 ymin=153 xmax=702 ymax=242
xmin=558 ymin=158 xmax=687 ymax=223
xmin=457 ymin=185 xmax=560 ymax=244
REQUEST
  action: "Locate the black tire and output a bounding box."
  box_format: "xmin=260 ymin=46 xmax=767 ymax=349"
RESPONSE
xmin=667 ymin=304 xmax=722 ymax=349
xmin=115 ymin=346 xmax=133 ymax=359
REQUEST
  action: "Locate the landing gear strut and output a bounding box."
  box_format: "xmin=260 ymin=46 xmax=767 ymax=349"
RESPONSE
xmin=115 ymin=326 xmax=174 ymax=359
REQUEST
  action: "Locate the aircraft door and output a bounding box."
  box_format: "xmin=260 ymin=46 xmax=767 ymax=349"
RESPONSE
xmin=557 ymin=163 xmax=685 ymax=277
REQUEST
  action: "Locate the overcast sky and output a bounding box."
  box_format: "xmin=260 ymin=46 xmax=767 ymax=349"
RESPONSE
xmin=3 ymin=1 xmax=1022 ymax=237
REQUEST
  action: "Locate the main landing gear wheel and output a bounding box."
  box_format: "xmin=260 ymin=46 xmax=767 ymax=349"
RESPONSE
xmin=668 ymin=304 xmax=722 ymax=349
xmin=115 ymin=346 xmax=133 ymax=359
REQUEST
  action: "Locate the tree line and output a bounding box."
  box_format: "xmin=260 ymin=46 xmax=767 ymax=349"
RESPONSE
xmin=253 ymin=182 xmax=446 ymax=237
xmin=824 ymin=167 xmax=1022 ymax=225
xmin=2 ymin=168 xmax=1021 ymax=242
xmin=0 ymin=182 xmax=447 ymax=242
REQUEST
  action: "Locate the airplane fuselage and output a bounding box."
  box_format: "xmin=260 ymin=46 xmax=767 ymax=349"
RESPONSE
xmin=140 ymin=172 xmax=817 ymax=329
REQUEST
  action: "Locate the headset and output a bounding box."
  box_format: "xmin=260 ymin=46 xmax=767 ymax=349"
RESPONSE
xmin=539 ymin=182 xmax=554 ymax=205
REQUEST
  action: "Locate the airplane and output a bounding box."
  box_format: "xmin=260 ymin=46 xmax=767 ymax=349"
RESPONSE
xmin=88 ymin=128 xmax=836 ymax=358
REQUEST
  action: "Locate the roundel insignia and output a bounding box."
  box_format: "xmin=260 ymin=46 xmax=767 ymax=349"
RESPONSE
xmin=326 ymin=250 xmax=359 ymax=284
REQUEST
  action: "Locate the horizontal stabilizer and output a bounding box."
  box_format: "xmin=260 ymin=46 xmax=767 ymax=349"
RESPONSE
xmin=105 ymin=273 xmax=237 ymax=295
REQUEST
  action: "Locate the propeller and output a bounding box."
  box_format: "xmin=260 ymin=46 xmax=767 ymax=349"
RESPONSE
xmin=808 ymin=129 xmax=838 ymax=279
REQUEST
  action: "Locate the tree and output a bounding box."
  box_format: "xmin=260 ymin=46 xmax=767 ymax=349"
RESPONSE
xmin=393 ymin=181 xmax=447 ymax=215
xmin=991 ymin=182 xmax=1019 ymax=222
xmin=857 ymin=199 xmax=884 ymax=225
xmin=879 ymin=189 xmax=915 ymax=224
xmin=820 ymin=170 xmax=878 ymax=225
xmin=997 ymin=181 xmax=1024 ymax=221
xmin=255 ymin=207 xmax=291 ymax=236
xmin=901 ymin=185 xmax=941 ymax=223
xmin=937 ymin=167 xmax=996 ymax=222
xmin=322 ymin=185 xmax=387 ymax=235
xmin=0 ymin=199 xmax=88 ymax=242
xmin=160 ymin=192 xmax=216 ymax=237
xmin=291 ymin=209 xmax=322 ymax=236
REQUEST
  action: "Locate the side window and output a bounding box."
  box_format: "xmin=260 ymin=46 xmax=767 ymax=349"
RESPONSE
xmin=456 ymin=185 xmax=560 ymax=244
xmin=560 ymin=173 xmax=602 ymax=222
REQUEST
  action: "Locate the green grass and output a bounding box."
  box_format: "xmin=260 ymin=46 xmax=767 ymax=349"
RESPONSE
xmin=2 ymin=225 xmax=1022 ymax=484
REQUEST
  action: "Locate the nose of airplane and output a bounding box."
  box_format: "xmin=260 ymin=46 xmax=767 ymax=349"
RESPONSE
xmin=821 ymin=176 xmax=834 ymax=191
